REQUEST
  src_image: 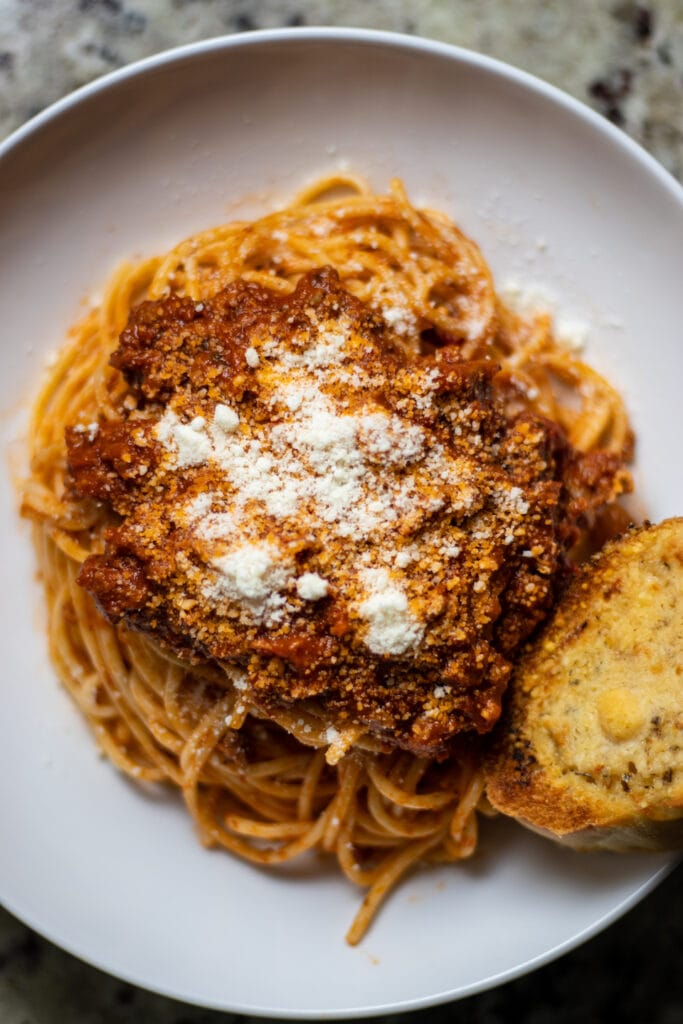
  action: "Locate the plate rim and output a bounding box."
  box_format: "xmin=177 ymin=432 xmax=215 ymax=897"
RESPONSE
xmin=1 ymin=25 xmax=682 ymax=1019
xmin=1 ymin=25 xmax=682 ymax=209
xmin=1 ymin=859 xmax=677 ymax=1019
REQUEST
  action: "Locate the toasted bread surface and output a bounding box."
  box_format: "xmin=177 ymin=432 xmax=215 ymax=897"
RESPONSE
xmin=485 ymin=518 xmax=683 ymax=849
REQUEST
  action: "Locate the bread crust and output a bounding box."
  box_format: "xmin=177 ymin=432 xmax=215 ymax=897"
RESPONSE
xmin=485 ymin=518 xmax=683 ymax=850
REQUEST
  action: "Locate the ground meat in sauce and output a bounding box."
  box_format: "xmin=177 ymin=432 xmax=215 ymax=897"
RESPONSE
xmin=67 ymin=267 xmax=627 ymax=757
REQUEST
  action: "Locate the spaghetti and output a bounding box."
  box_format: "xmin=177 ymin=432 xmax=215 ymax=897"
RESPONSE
xmin=21 ymin=176 xmax=632 ymax=943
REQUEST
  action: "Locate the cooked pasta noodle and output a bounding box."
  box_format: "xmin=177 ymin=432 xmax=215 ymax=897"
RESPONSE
xmin=21 ymin=175 xmax=632 ymax=943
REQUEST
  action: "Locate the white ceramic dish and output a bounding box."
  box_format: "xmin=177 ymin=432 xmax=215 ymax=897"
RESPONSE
xmin=0 ymin=28 xmax=681 ymax=1019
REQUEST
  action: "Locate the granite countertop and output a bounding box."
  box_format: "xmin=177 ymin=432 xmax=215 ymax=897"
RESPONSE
xmin=1 ymin=2 xmax=682 ymax=1022
xmin=1 ymin=0 xmax=682 ymax=178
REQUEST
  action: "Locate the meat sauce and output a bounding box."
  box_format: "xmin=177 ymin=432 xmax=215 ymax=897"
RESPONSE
xmin=67 ymin=268 xmax=626 ymax=756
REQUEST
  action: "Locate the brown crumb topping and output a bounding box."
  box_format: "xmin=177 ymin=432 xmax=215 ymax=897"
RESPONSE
xmin=67 ymin=267 xmax=626 ymax=756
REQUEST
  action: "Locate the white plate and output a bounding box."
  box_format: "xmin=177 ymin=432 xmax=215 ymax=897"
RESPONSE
xmin=0 ymin=28 xmax=681 ymax=1019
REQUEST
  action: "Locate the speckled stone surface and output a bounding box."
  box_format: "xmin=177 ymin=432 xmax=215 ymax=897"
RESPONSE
xmin=1 ymin=1 xmax=682 ymax=1022
xmin=1 ymin=0 xmax=682 ymax=178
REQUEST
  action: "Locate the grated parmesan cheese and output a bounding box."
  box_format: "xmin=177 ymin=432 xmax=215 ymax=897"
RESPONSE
xmin=555 ymin=317 xmax=589 ymax=351
xmin=381 ymin=303 xmax=415 ymax=336
xmin=74 ymin=422 xmax=100 ymax=442
xmin=357 ymin=569 xmax=424 ymax=657
xmin=204 ymin=542 xmax=292 ymax=623
xmin=296 ymin=573 xmax=329 ymax=601
xmin=358 ymin=411 xmax=425 ymax=465
xmin=155 ymin=409 xmax=212 ymax=468
xmin=213 ymin=403 xmax=240 ymax=433
xmin=142 ymin=278 xmax=550 ymax=711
